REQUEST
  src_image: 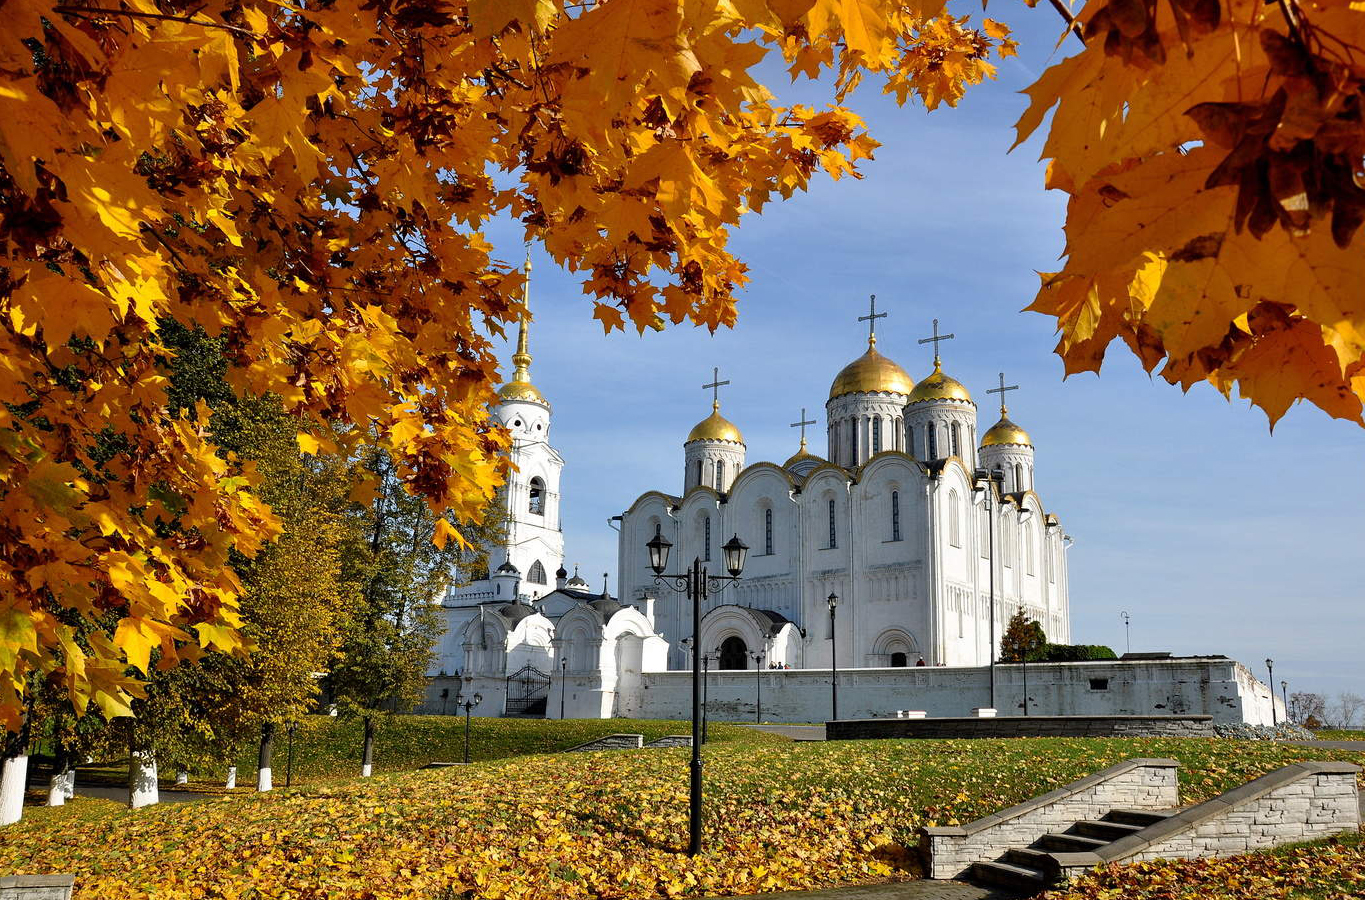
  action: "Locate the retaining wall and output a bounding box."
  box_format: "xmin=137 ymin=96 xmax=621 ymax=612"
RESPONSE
xmin=1050 ymin=761 xmax=1363 ymax=880
xmin=562 ymin=734 xmax=644 ymax=752
xmin=828 ymin=715 xmax=1214 ymax=741
xmin=0 ymin=876 xmax=74 ymax=900
xmin=922 ymin=759 xmax=1180 ymax=879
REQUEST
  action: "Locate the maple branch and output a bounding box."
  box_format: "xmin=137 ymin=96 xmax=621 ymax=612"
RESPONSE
xmin=1043 ymin=0 xmax=1086 ymax=46
xmin=52 ymin=6 xmax=256 ymax=38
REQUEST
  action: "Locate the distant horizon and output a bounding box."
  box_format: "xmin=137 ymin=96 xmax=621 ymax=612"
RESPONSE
xmin=471 ymin=4 xmax=1365 ymax=707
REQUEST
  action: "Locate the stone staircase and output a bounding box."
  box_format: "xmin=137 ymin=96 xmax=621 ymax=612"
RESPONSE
xmin=970 ymin=808 xmax=1175 ymax=891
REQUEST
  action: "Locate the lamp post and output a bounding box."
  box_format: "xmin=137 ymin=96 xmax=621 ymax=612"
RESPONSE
xmin=559 ymin=657 xmax=568 ymax=720
xmin=702 ymin=649 xmax=713 ymax=744
xmin=1120 ymin=611 xmax=1131 ymax=655
xmin=646 ymin=526 xmax=748 ymax=857
xmin=439 ymin=687 xmax=449 ymax=716
xmin=1265 ymin=658 xmax=1276 ymax=725
xmin=974 ymin=467 xmax=1005 ymax=710
xmin=749 ymin=650 xmax=766 ymax=723
xmin=828 ymin=592 xmax=840 ymax=721
xmin=285 ymin=721 xmax=297 ymax=788
xmin=455 ymin=692 xmax=482 ymax=764
xmin=1281 ymin=680 xmax=1289 ymax=723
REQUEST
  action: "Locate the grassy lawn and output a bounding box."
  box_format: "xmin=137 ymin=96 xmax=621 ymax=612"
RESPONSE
xmin=29 ymin=716 xmax=777 ymax=790
xmin=4 ymin=736 xmax=1364 ymax=899
xmin=1314 ymin=729 xmax=1365 ymax=741
xmin=1042 ymin=830 xmax=1365 ymax=900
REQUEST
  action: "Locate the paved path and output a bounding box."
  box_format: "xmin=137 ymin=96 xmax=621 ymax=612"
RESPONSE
xmin=70 ymin=783 xmax=212 ymax=804
xmin=710 ymin=881 xmax=1020 ymax=900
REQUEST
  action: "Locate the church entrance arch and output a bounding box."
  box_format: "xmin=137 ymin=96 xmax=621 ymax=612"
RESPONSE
xmin=890 ymin=652 xmax=908 ymax=667
xmin=718 ymin=636 xmax=748 ymax=670
xmin=872 ymin=629 xmax=919 ymax=668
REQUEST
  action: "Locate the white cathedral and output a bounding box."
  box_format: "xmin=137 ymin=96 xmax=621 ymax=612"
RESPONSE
xmin=616 ymin=309 xmax=1072 ymax=674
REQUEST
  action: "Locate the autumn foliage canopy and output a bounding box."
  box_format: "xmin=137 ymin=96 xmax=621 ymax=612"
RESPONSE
xmin=1 ymin=0 xmax=1362 ymax=731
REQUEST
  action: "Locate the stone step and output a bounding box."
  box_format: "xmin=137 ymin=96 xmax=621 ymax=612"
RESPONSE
xmin=970 ymin=860 xmax=1050 ymax=891
xmin=1103 ymin=808 xmax=1176 ymax=827
xmin=1037 ymin=832 xmax=1108 ymax=852
xmin=1004 ymin=847 xmax=1055 ymax=869
xmin=1073 ymin=819 xmax=1146 ymax=841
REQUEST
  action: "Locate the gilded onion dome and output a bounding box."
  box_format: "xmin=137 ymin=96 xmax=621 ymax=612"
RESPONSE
xmin=981 ymin=413 xmax=1033 ymax=447
xmin=497 ymin=258 xmax=549 ymax=407
xmin=828 ymin=336 xmax=915 ymax=400
xmin=907 ymin=358 xmax=973 ymax=404
xmin=687 ymin=400 xmax=744 ymax=444
xmin=782 ymin=437 xmax=822 ymax=469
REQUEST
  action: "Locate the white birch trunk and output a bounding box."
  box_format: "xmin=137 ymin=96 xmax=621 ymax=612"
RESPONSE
xmin=175 ymin=770 xmax=188 ymax=786
xmin=361 ymin=763 xmax=372 ymax=777
xmin=47 ymin=771 xmax=66 ymax=807
xmin=225 ymin=766 xmax=236 ymax=790
xmin=0 ymin=755 xmax=28 ymax=825
xmin=129 ymin=750 xmax=159 ymax=808
xmin=257 ymin=766 xmax=272 ymax=792
xmin=63 ymin=769 xmax=76 ymax=800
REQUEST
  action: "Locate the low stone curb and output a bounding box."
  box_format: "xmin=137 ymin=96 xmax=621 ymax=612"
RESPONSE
xmin=643 ymin=735 xmax=693 ymax=748
xmin=563 ymin=734 xmax=645 ymax=752
xmin=0 ymin=874 xmax=75 ymax=900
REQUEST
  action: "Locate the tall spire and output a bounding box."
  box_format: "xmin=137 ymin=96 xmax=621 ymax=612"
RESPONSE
xmin=511 ymin=253 xmax=532 ymax=382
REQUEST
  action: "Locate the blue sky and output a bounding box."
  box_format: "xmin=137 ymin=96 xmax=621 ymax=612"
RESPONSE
xmin=484 ymin=6 xmax=1365 ymax=701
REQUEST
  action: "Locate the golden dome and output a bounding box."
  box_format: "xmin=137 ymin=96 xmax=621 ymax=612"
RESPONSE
xmin=828 ymin=339 xmax=915 ymax=400
xmin=783 ymin=438 xmax=822 ymax=469
xmin=498 ymin=379 xmax=546 ymax=404
xmin=981 ymin=414 xmax=1033 ymax=448
xmin=907 ymin=359 xmax=973 ymax=404
xmin=687 ymin=402 xmax=744 ymax=444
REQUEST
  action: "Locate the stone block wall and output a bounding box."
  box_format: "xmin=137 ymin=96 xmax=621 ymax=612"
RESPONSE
xmin=0 ymin=875 xmax=74 ymax=900
xmin=829 ymin=716 xmax=1214 ymax=741
xmin=923 ymin=759 xmax=1180 ymax=879
xmin=1051 ymin=762 xmax=1362 ymax=881
xmin=562 ymin=734 xmax=644 ymax=752
xmin=642 ymin=736 xmax=692 ymax=748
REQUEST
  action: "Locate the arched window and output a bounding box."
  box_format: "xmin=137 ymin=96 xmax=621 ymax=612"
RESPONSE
xmin=1025 ymin=524 xmax=1035 ymax=575
xmin=891 ymin=490 xmax=901 ymax=542
xmin=927 ymin=424 xmax=938 ymax=459
xmin=528 ymin=477 xmax=545 ymax=515
xmin=716 ymin=459 xmax=725 ymax=489
xmin=1015 ymin=464 xmax=1023 ymax=492
xmin=764 ymin=508 xmax=774 ymax=556
xmin=950 ymin=422 xmax=961 ymax=458
xmin=694 ymin=460 xmax=702 ymax=487
xmin=528 ymin=560 xmax=547 ymax=585
xmin=872 ymin=417 xmax=882 ymax=454
xmin=908 ymin=427 xmax=917 ymax=459
xmin=718 ymin=636 xmax=748 ymax=670
xmin=849 ymin=420 xmax=858 ymax=462
xmin=890 ymin=651 xmax=908 ymax=667
xmin=1003 ymin=517 xmax=1014 ymax=568
xmin=980 ymin=508 xmax=990 ymax=558
xmin=949 ymin=490 xmax=961 ymax=547
xmin=703 ymin=515 xmax=711 ymax=561
xmin=827 ymin=498 xmax=837 ymax=549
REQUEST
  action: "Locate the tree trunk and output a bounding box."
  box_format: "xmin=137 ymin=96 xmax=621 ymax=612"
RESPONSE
xmin=47 ymin=741 xmax=69 ymax=807
xmin=257 ymin=723 xmax=275 ymax=792
xmin=128 ymin=748 xmax=158 ymax=808
xmin=361 ymin=716 xmax=375 ymax=777
xmin=175 ymin=770 xmax=188 ymax=786
xmin=0 ymin=716 xmax=31 ymax=825
xmin=225 ymin=765 xmax=237 ymax=790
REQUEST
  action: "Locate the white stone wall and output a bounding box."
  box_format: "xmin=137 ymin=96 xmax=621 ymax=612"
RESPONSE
xmin=616 ymin=659 xmax=1280 ymax=725
xmin=925 ymin=760 xmax=1179 ymax=879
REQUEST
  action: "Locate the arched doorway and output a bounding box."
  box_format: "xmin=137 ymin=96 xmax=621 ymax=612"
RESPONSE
xmin=890 ymin=651 xmax=908 ymax=667
xmin=718 ymin=636 xmax=748 ymax=670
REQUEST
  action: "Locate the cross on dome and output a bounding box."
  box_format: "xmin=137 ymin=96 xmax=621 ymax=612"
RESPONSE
xmin=790 ymin=407 xmax=817 ymax=451
xmin=703 ymin=366 xmax=730 ymax=412
xmin=987 ymin=371 xmax=1019 ymax=415
xmin=917 ymin=318 xmax=955 ymax=369
xmin=858 ymin=294 xmax=887 ymax=347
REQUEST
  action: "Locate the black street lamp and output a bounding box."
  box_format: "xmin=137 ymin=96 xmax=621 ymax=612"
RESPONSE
xmin=974 ymin=467 xmax=1005 ymax=710
xmin=1281 ymin=680 xmax=1289 ymax=723
xmin=701 ymin=648 xmax=713 ymax=744
xmin=646 ymin=526 xmax=746 ymax=856
xmin=455 ymin=692 xmax=482 ymax=764
xmin=439 ymin=687 xmax=449 ymax=716
xmin=749 ymin=650 xmax=766 ymax=723
xmin=828 ymin=592 xmax=840 ymax=721
xmin=1265 ymin=658 xmax=1276 ymax=725
xmin=559 ymin=657 xmax=568 ymax=720
xmin=285 ymin=721 xmax=298 ymax=788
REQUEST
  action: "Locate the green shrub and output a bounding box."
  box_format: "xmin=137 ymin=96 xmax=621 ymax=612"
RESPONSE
xmin=1039 ymin=643 xmax=1118 ymax=662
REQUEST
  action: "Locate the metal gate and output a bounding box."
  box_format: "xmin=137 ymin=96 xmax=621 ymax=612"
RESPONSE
xmin=505 ymin=664 xmax=551 ymax=717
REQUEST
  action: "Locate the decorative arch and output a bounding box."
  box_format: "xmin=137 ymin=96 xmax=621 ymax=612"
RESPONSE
xmin=948 ymin=489 xmax=961 ymax=547
xmin=528 ymin=560 xmax=547 ymax=585
xmin=718 ymin=635 xmax=748 ymax=670
xmin=872 ymin=628 xmax=919 ymax=667
xmin=528 ymin=476 xmax=545 ymax=515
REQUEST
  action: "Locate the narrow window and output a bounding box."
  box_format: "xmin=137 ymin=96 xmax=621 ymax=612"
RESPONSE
xmin=927 ymin=425 xmax=938 ymax=459
xmin=872 ymin=418 xmax=882 ymax=454
xmin=764 ymin=508 xmax=774 ymax=556
xmin=1025 ymin=525 xmax=1035 ymax=575
xmin=703 ymin=516 xmax=711 ymax=561
xmin=950 ymin=423 xmax=961 ymax=458
xmin=949 ymin=490 xmax=961 ymax=547
xmin=1015 ymin=464 xmax=1023 ymax=492
xmin=528 ymin=560 xmax=547 ymax=585
xmin=716 ymin=459 xmax=725 ymax=489
xmin=850 ymin=421 xmax=858 ymax=462
xmin=891 ymin=491 xmax=901 ymax=542
xmin=828 ymin=499 xmax=837 ymax=549
xmin=980 ymin=508 xmax=990 ymax=558
xmin=695 ymin=460 xmax=702 ymax=487
xmin=528 ymin=477 xmax=545 ymax=515
xmin=908 ymin=428 xmax=917 ymax=459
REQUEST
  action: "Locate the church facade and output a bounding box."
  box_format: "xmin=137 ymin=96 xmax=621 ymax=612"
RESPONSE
xmin=616 ymin=312 xmax=1072 ymax=674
